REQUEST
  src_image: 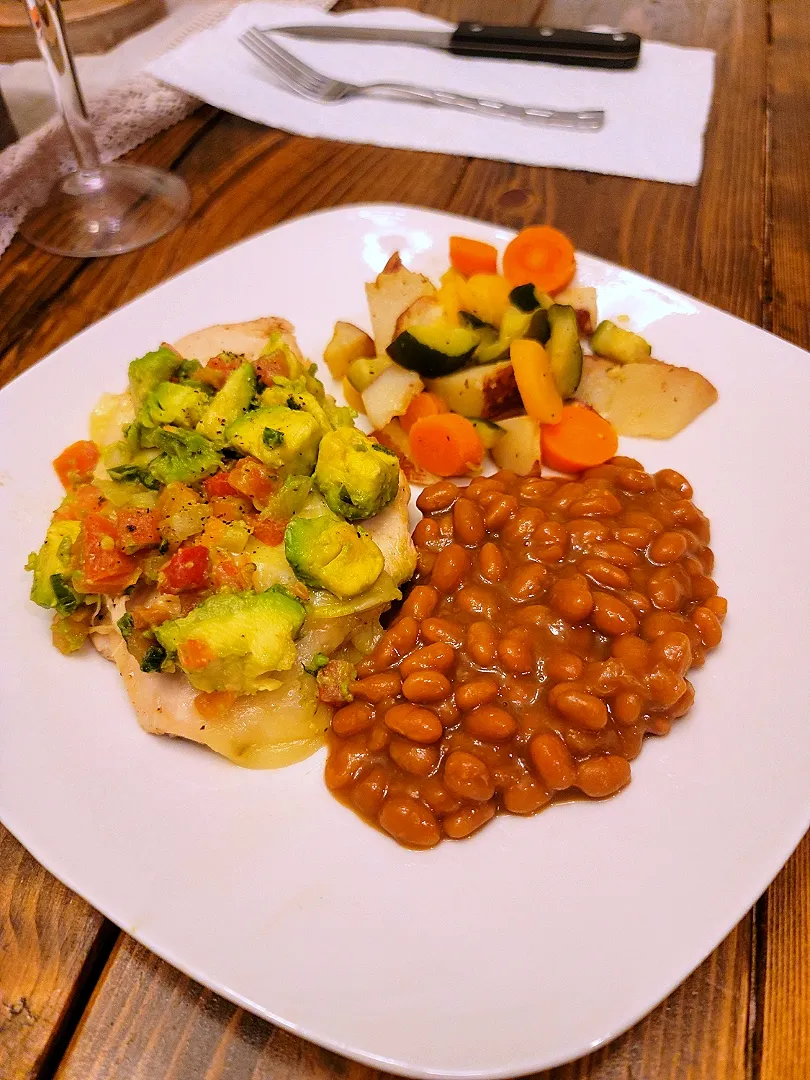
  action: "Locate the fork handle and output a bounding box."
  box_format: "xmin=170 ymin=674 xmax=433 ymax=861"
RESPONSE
xmin=364 ymin=82 xmax=604 ymax=131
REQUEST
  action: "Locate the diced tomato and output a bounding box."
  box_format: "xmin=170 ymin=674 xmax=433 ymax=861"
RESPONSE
xmin=79 ymin=513 xmax=139 ymax=595
xmin=53 ymin=484 xmax=107 ymax=521
xmin=53 ymin=441 xmax=100 ymax=490
xmin=228 ymin=457 xmax=277 ymax=504
xmin=254 ymin=349 xmax=290 ymax=386
xmin=160 ymin=545 xmax=209 ymax=593
xmin=210 ymin=552 xmax=251 ymax=591
xmin=197 ymin=353 xmax=243 ymax=390
xmin=194 ymin=690 xmax=237 ymax=720
xmin=202 ymin=470 xmax=239 ymax=500
xmin=116 ymin=507 xmax=161 ymax=552
xmin=252 ymin=518 xmax=287 ymax=546
xmin=177 ymin=638 xmax=215 ymax=671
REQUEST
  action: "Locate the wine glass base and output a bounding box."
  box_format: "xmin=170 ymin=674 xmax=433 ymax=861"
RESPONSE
xmin=19 ymin=163 xmax=191 ymax=258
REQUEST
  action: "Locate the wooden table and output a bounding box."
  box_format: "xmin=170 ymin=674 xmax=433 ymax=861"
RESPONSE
xmin=2 ymin=1 xmax=808 ymax=1077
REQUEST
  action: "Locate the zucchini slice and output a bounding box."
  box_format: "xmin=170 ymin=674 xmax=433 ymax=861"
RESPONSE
xmin=474 ymin=305 xmax=550 ymax=365
xmin=547 ymin=305 xmax=584 ymax=398
xmin=347 ymin=354 xmax=392 ymax=393
xmin=466 ymin=417 xmax=505 ymax=450
xmin=590 ymin=320 xmax=652 ymax=364
xmin=508 ymin=284 xmax=555 ymax=313
xmin=388 ymin=321 xmax=480 ymax=378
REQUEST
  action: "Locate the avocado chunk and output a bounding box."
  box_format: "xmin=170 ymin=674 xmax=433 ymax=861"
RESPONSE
xmin=142 ymin=426 xmax=222 ymax=486
xmin=28 ymin=520 xmax=81 ymax=609
xmin=260 ymin=383 xmax=332 ymax=436
xmin=128 ymin=345 xmax=182 ymax=404
xmin=227 ymin=406 xmax=320 ymax=475
xmin=262 ymin=474 xmax=313 ymax=522
xmin=284 ymin=513 xmax=384 ymax=598
xmin=591 ymin=320 xmax=652 ymax=364
xmin=314 ymin=427 xmax=399 ymax=522
xmin=155 ymin=586 xmax=305 ymax=693
xmin=197 ymin=362 xmax=256 ymax=442
xmin=137 ymin=381 xmax=210 ymax=430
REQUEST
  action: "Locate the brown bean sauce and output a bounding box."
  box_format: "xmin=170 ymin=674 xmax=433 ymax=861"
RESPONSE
xmin=325 ymin=459 xmax=726 ymax=848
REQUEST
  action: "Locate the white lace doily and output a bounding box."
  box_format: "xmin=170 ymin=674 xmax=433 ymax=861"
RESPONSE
xmin=0 ymin=0 xmax=333 ymax=257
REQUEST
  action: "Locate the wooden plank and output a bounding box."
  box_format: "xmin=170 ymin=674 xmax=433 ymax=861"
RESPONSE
xmin=0 ymin=105 xmax=217 ymax=380
xmin=55 ymin=926 xmax=751 ymax=1080
xmin=756 ymin=0 xmax=810 ymax=1075
xmin=0 ymin=117 xmax=468 ymax=376
xmin=0 ymin=827 xmax=115 ymax=1080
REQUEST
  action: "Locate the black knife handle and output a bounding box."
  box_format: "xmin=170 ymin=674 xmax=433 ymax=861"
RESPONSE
xmin=449 ymin=23 xmax=641 ymax=69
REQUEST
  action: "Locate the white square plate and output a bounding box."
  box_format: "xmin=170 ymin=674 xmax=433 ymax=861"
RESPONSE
xmin=1 ymin=205 xmax=809 ymax=1078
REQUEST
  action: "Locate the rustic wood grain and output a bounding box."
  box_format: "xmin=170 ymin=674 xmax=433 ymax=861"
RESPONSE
xmin=755 ymin=0 xmax=810 ymax=1076
xmin=3 ymin=0 xmax=805 ymax=1076
xmin=0 ymin=827 xmax=116 ymax=1080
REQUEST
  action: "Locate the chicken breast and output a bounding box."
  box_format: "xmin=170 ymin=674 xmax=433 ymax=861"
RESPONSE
xmin=93 ymin=318 xmax=416 ymax=768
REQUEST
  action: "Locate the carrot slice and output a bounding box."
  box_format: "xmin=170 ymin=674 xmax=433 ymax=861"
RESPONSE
xmin=400 ymin=391 xmax=449 ymax=434
xmin=450 ymin=236 xmax=498 ymax=277
xmin=409 ymin=414 xmax=484 ymax=477
xmin=541 ymin=403 xmax=619 ymax=473
xmin=510 ymin=339 xmax=563 ymax=425
xmin=503 ymin=225 xmax=576 ymax=295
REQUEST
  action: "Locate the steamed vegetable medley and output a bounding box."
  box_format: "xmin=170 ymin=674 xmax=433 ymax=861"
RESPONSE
xmin=324 ymin=227 xmax=718 ymax=480
xmin=28 ymin=327 xmax=409 ymax=706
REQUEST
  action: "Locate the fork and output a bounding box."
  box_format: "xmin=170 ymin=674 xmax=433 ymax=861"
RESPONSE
xmin=240 ymin=29 xmax=605 ymax=132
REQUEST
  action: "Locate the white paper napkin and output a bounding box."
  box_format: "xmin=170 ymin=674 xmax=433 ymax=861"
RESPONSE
xmin=149 ymin=2 xmax=716 ymax=185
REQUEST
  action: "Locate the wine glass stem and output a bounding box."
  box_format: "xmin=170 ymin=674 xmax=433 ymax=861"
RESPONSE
xmin=24 ymin=0 xmax=102 ymax=175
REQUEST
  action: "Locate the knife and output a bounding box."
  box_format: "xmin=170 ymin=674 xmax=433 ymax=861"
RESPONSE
xmin=269 ymin=23 xmax=641 ymax=70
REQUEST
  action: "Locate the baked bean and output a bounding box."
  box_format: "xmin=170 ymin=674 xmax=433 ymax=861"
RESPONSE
xmin=497 ymin=629 xmax=535 ymax=675
xmin=590 ymin=540 xmax=641 ymax=568
xmin=616 ymin=468 xmax=655 ymax=493
xmin=417 ymin=480 xmax=459 ymax=513
xmin=530 ymin=732 xmax=576 ymax=790
xmin=549 ymin=684 xmax=608 ymax=730
xmin=352 ymin=673 xmax=402 ymax=704
xmin=692 ymin=606 xmax=723 ymax=648
xmin=402 ymin=670 xmax=452 ymax=703
xmin=649 ymin=631 xmax=692 ymax=676
xmin=351 ymin=766 xmax=388 ymax=817
xmin=549 ymin=578 xmax=594 ymax=623
xmin=484 ymin=493 xmax=519 ymax=530
xmin=466 ymin=621 xmax=499 ymax=666
xmin=456 ymin=585 xmax=500 ymax=620
xmin=464 ymin=705 xmax=518 ymax=741
xmin=412 ymin=517 xmax=443 ymax=550
xmin=576 ymin=755 xmax=631 ymax=798
xmin=431 ymin=543 xmax=470 ymax=592
xmin=453 ymin=498 xmax=486 ymax=545
xmin=612 ymin=690 xmax=643 ymax=725
xmin=568 ymin=491 xmax=623 ymax=518
xmin=384 ymin=703 xmax=443 ymax=743
xmin=331 ymin=701 xmax=375 ymax=737
xmin=611 ymin=455 xmax=644 ymax=470
xmin=379 ymin=796 xmax=440 ymax=847
xmin=591 ymin=592 xmax=638 ymax=636
xmin=502 ymin=776 xmax=551 ymax=814
xmin=389 ymin=738 xmax=440 ymax=777
xmin=648 ymin=530 xmax=689 ymax=564
xmin=509 ymin=564 xmax=549 ymax=601
xmin=443 ymin=802 xmax=496 ymax=840
xmin=655 ymin=468 xmax=693 ymax=499
xmin=444 ymin=750 xmax=495 ymax=802
xmin=545 ymin=648 xmax=584 ymax=683
xmin=503 ymin=507 xmax=546 ymax=546
xmin=579 ymin=557 xmax=631 ymax=590
xmin=324 ymin=741 xmax=369 ymax=790
xmin=456 ymin=678 xmax=499 ymax=711
xmin=421 ymin=617 xmax=465 ymax=649
xmin=478 ymin=542 xmax=507 ymax=582
xmin=399 ymin=585 xmax=438 ymax=621
xmin=380 ymin=615 xmax=419 ymax=657
xmin=400 ymin=642 xmax=455 ymax=677
xmin=493 ymin=469 xmax=518 ymax=485
xmin=326 ymin=461 xmax=722 ymax=848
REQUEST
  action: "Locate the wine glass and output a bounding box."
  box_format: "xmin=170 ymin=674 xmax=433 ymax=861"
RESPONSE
xmin=20 ymin=0 xmax=190 ymax=257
